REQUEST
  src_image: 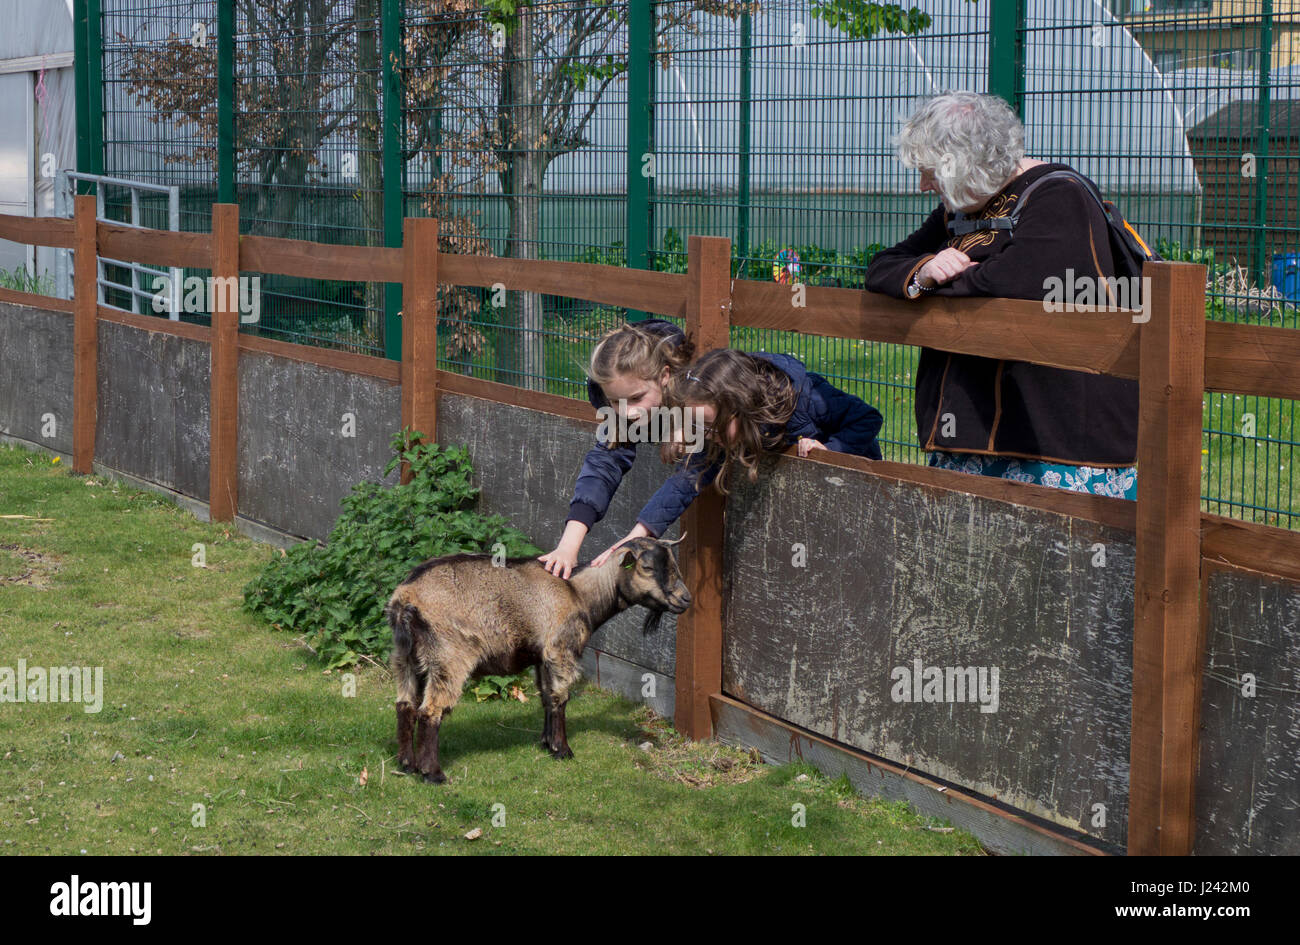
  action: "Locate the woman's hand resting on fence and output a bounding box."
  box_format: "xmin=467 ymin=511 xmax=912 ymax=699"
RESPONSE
xmin=918 ymin=247 xmax=978 ymax=287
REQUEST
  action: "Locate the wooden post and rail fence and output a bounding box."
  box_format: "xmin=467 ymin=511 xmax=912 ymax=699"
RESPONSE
xmin=3 ymin=194 xmax=1300 ymax=855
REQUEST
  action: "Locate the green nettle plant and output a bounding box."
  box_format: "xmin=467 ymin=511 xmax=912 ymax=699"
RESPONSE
xmin=242 ymin=428 xmax=541 ymax=669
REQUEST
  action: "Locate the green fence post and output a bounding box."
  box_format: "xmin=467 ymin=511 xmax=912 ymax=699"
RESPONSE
xmin=217 ymin=0 xmax=234 ymax=205
xmin=737 ymin=9 xmax=751 ymax=273
xmin=383 ymin=0 xmax=404 ymax=361
xmin=626 ymin=0 xmax=653 ymax=322
xmin=1253 ymin=0 xmax=1273 ymax=285
xmin=73 ymin=0 xmax=90 ymax=195
xmin=988 ymin=0 xmax=1025 ymax=118
xmin=85 ymin=0 xmax=103 ymax=186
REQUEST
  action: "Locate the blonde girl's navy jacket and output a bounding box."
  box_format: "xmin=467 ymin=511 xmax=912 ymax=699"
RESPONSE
xmin=631 ymin=352 xmax=885 ymax=538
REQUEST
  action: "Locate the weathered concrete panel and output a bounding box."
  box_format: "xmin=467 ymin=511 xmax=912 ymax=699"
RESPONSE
xmin=581 ymin=648 xmax=674 ymax=719
xmin=0 ymin=300 xmax=74 ymax=454
xmin=96 ymin=320 xmax=211 ymax=500
xmin=237 ymin=349 xmax=401 ymax=541
xmin=437 ymin=392 xmax=680 ymax=677
xmin=1195 ymin=564 xmax=1300 ymax=855
xmin=722 ymin=455 xmax=1135 ymax=846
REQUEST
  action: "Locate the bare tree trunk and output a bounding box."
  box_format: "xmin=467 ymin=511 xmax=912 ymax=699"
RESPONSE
xmin=495 ymin=6 xmax=546 ymax=391
xmin=356 ymin=0 xmax=384 ymax=344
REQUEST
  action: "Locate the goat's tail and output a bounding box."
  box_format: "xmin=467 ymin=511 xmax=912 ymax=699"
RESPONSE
xmin=386 ymin=599 xmax=430 ymax=658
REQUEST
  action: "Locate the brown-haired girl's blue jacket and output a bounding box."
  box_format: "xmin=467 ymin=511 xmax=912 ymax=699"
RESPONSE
xmin=633 ymin=352 xmax=884 ymax=537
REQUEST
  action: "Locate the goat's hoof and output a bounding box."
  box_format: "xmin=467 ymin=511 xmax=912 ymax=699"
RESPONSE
xmin=550 ymin=745 xmax=574 ymax=760
xmin=398 ymin=759 xmax=417 ymax=774
xmin=422 ymin=770 xmax=448 ymax=784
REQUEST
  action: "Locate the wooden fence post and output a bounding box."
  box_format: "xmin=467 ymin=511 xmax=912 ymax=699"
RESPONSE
xmin=72 ymin=194 xmax=98 ymax=474
xmin=209 ymin=203 xmax=240 ymax=522
xmin=400 ymin=216 xmax=439 ymax=483
xmin=674 ymin=235 xmax=732 ymax=739
xmin=1129 ymin=260 xmax=1207 ymax=855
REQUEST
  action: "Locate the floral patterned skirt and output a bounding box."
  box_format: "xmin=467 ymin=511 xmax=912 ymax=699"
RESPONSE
xmin=927 ymin=450 xmax=1138 ymax=500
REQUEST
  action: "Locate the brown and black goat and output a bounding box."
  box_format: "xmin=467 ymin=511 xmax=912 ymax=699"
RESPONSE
xmin=384 ymin=536 xmax=692 ymax=783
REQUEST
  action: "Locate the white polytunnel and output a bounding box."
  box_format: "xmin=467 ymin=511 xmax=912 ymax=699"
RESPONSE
xmin=540 ymin=0 xmax=1202 ymax=198
xmin=0 ymin=0 xmax=78 ymax=275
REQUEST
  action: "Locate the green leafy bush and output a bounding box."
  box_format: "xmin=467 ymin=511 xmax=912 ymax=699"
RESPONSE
xmin=470 ymin=674 xmax=531 ymax=703
xmin=242 ymin=428 xmax=541 ymax=669
xmin=1154 ymin=237 xmax=1216 ymax=269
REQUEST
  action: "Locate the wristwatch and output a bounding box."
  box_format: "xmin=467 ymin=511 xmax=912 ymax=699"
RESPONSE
xmin=906 ymin=274 xmax=935 ymax=299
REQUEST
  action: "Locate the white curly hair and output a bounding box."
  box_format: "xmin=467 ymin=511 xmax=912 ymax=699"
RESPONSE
xmin=895 ymin=91 xmax=1025 ymax=211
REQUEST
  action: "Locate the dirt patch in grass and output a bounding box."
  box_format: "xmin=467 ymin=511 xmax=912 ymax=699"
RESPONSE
xmin=0 ymin=542 xmax=62 ymax=589
xmin=629 ymin=705 xmax=764 ymax=788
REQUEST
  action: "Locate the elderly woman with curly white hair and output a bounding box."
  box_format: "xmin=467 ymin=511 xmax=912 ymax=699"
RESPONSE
xmin=864 ymin=91 xmax=1140 ymax=499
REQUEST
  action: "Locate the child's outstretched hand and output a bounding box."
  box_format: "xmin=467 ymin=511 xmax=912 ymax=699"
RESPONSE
xmin=797 ymin=437 xmax=828 ymax=457
xmin=538 ymin=521 xmax=588 ymax=580
xmin=538 ymin=545 xmax=579 ymax=580
xmin=591 ymin=522 xmax=653 ymax=568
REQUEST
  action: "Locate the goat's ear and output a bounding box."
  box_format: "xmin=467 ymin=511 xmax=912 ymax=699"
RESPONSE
xmin=619 ymin=549 xmax=637 ymax=570
xmin=641 ymin=608 xmax=663 ymax=635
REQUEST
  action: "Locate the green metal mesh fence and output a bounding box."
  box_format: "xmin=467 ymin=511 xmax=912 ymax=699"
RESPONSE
xmin=101 ymin=0 xmax=390 ymax=346
xmin=87 ymin=0 xmax=1300 ymax=527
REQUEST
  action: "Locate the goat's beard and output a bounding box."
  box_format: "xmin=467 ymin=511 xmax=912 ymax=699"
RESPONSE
xmin=641 ymin=608 xmax=665 ymax=635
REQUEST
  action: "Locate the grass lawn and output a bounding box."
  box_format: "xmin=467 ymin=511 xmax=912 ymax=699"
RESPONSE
xmin=0 ymin=442 xmax=982 ymax=856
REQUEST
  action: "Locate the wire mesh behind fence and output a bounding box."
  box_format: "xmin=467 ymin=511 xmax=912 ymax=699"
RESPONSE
xmin=84 ymin=0 xmax=1300 ymax=527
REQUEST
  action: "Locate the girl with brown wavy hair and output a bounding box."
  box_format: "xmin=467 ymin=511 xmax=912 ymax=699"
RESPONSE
xmin=590 ymin=347 xmax=884 ymax=566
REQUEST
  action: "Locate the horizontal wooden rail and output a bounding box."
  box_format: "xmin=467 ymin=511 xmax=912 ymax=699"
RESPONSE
xmin=731 ymin=278 xmax=1143 ymax=378
xmin=97 ymin=304 xmax=211 ymax=343
xmin=437 ymin=253 xmax=690 ymax=319
xmin=1204 ymin=321 xmax=1300 ymax=401
xmin=1201 ymin=512 xmax=1300 ymax=584
xmin=97 ymin=221 xmax=211 ymax=269
xmin=238 ymin=332 xmax=400 ymax=383
xmin=6 ymin=206 xmax=1300 ymax=401
xmin=0 ymin=285 xmax=72 ymax=312
xmin=0 ymin=212 xmax=74 ymax=249
xmin=2 ymin=210 xmax=692 ymax=318
xmin=437 ymin=369 xmax=596 ymax=424
xmin=240 ymin=234 xmax=402 ymax=282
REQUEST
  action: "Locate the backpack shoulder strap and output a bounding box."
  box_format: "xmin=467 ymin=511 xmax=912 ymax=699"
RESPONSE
xmin=1013 ymin=168 xmax=1159 ymax=262
xmin=947 ymin=168 xmax=1105 ymax=236
xmin=1007 ymin=168 xmax=1110 ymax=227
xmin=948 ymin=208 xmax=1014 ymax=236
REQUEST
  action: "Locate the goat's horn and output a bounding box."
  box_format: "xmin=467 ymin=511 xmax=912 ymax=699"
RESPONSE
xmin=659 ymin=532 xmax=687 ymax=546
